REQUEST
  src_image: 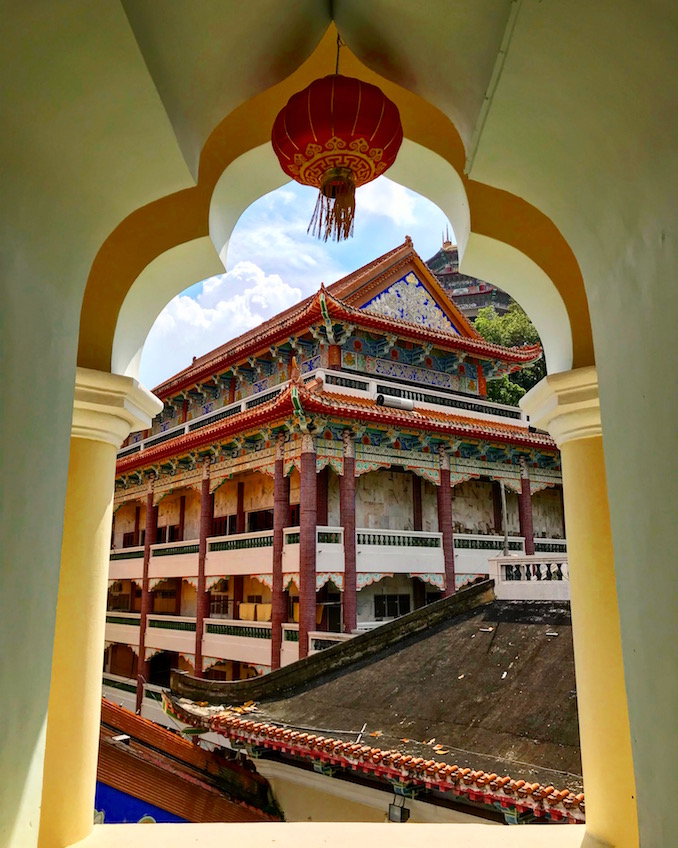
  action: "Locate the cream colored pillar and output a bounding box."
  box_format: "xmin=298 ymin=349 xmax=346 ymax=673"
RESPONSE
xmin=39 ymin=369 xmax=161 ymax=848
xmin=521 ymin=367 xmax=638 ymax=848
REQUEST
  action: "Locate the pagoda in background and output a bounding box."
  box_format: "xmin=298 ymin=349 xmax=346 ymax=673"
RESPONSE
xmin=426 ymin=228 xmax=513 ymax=320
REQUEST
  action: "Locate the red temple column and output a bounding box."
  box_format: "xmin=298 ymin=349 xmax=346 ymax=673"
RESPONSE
xmin=194 ymin=461 xmax=213 ymax=678
xmin=236 ymin=480 xmax=245 ymax=533
xmin=316 ymin=465 xmax=329 ymax=526
xmin=340 ymin=430 xmax=357 ymax=633
xmin=298 ymin=434 xmax=317 ymax=658
xmin=437 ymin=448 xmax=456 ymax=597
xmin=271 ymin=434 xmax=289 ymax=670
xmin=518 ymin=458 xmax=535 ymax=555
xmin=133 ymin=504 xmax=141 ymax=546
xmin=177 ymin=494 xmax=186 ymax=541
xmin=491 ymin=481 xmax=504 ymax=534
xmin=136 ymin=482 xmax=157 ymax=712
xmin=412 ymin=473 xmax=423 ymax=532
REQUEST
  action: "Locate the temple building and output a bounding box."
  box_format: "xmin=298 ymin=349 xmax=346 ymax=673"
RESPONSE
xmin=426 ymin=232 xmax=513 ymax=320
xmin=104 ymin=239 xmax=567 ymax=708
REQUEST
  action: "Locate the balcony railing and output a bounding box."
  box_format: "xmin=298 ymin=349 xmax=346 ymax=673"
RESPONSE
xmin=356 ymin=529 xmax=441 ymax=548
xmin=208 ymin=530 xmax=273 ymax=552
xmin=110 ymin=546 xmax=144 ymax=561
xmin=147 ymin=615 xmax=196 ymax=632
xmin=105 ymin=612 xmax=140 ymax=627
xmin=152 ymin=540 xmax=199 ymax=557
xmin=308 ymin=631 xmax=354 ymax=653
xmin=488 ymin=555 xmax=570 ymax=601
xmin=118 ymin=367 xmax=526 ymax=458
xmin=453 ymin=534 xmax=524 ymax=551
xmin=205 ymin=620 xmax=272 ymax=640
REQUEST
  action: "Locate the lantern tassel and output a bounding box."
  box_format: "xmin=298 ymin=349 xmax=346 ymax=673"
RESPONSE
xmin=308 ymin=167 xmax=356 ymax=242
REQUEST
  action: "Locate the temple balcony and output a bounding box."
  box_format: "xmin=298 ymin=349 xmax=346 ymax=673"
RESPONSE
xmin=109 ymin=532 xmax=566 ymax=588
xmin=281 ymin=623 xmax=300 ymax=666
xmin=202 ymin=617 xmax=274 ymax=667
xmin=145 ymin=614 xmax=197 ymax=654
xmin=104 ymin=611 xmax=140 ymax=646
xmin=117 ymin=367 xmax=527 ymax=460
xmin=207 ymin=529 xmax=274 ymax=576
xmin=488 ymin=554 xmax=570 ymax=601
xmin=282 ymin=526 xmax=345 ymax=575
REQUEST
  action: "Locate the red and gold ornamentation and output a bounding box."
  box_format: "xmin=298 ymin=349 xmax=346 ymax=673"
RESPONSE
xmin=271 ymin=74 xmax=403 ymax=241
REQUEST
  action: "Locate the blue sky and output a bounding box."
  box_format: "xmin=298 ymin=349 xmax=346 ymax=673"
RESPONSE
xmin=140 ymin=177 xmax=453 ymax=388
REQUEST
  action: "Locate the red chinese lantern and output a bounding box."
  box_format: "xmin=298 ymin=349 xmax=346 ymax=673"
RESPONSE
xmin=271 ymin=73 xmax=403 ymax=241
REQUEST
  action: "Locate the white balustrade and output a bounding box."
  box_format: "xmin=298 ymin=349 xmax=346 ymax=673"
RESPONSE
xmin=145 ymin=614 xmax=197 ymax=653
xmin=207 ymin=529 xmax=274 ymax=576
xmin=356 ymin=528 xmax=444 ymax=574
xmin=488 ymin=555 xmax=570 ymax=601
xmin=202 ymin=617 xmax=272 ymax=666
xmin=308 ymin=630 xmax=354 ymax=654
xmin=105 ymin=611 xmax=140 ymax=646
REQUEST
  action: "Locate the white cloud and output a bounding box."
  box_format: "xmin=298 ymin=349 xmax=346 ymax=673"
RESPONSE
xmin=139 ymin=177 xmax=452 ymax=389
xmin=356 ymin=179 xmax=417 ymax=227
xmin=140 ymin=262 xmax=302 ymax=388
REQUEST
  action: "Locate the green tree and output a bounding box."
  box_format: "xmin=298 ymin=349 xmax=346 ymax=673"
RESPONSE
xmin=474 ymin=304 xmax=545 ymax=405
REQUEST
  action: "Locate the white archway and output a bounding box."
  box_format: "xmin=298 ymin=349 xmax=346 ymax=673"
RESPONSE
xmin=111 ymin=139 xmax=573 ymax=383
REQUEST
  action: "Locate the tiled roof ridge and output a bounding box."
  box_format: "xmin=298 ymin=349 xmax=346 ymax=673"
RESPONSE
xmin=101 ymin=698 xmax=281 ymax=821
xmin=116 ymin=384 xmax=296 ymax=473
xmin=304 ymin=387 xmax=556 ymax=449
xmin=321 ymin=287 xmax=541 ymax=362
xmin=152 ymin=241 xmax=412 ymax=396
xmin=325 ymin=239 xmax=412 ymax=297
xmin=152 ymin=239 xmax=540 ymax=399
xmin=116 ymin=380 xmax=555 ymax=475
xmin=164 ymin=693 xmax=584 ymax=824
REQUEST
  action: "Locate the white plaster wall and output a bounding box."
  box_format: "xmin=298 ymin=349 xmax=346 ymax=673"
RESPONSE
xmin=327 ymin=469 xmax=340 ymax=526
xmin=532 ymin=488 xmax=565 ymax=539
xmin=244 ymin=472 xmax=274 ymax=513
xmin=289 ymin=467 xmax=301 ymax=505
xmin=451 ymin=480 xmax=495 ymax=534
xmin=356 ymin=470 xmax=413 ymax=530
xmin=157 ymin=493 xmax=181 ymax=528
xmin=182 ymin=490 xmax=201 ymax=540
xmin=214 ymin=479 xmax=237 ymax=518
xmin=356 ymin=575 xmax=415 ymax=624
xmin=113 ymin=503 xmax=139 ymax=548
xmin=421 ymin=481 xmax=439 ymax=532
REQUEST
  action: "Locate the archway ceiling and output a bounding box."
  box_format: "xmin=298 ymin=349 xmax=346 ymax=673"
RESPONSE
xmin=122 ymin=0 xmax=513 ymax=178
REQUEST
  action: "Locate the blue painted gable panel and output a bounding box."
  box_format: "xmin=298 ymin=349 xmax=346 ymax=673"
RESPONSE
xmin=95 ymin=781 xmax=188 ymax=824
xmin=362 ymin=272 xmax=460 ymax=334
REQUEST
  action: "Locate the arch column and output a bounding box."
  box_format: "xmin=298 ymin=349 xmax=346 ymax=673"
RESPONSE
xmin=521 ymin=366 xmax=638 ymax=848
xmin=39 ymin=368 xmax=161 ymax=848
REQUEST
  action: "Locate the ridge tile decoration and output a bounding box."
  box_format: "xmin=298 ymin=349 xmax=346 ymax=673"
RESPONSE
xmin=363 ymin=272 xmax=459 ymax=334
xmin=163 ymin=694 xmax=585 ymax=825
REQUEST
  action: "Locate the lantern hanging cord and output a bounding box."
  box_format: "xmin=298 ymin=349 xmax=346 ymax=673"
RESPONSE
xmin=335 ymin=34 xmax=344 ymax=75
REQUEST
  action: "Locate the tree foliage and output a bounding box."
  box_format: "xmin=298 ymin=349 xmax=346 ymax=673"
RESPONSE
xmin=474 ymin=304 xmax=545 ymax=405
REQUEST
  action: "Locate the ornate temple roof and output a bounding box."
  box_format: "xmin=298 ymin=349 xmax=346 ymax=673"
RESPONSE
xmin=164 ymin=588 xmax=583 ymax=824
xmin=116 ymin=378 xmax=555 ymax=474
xmin=153 ymin=239 xmax=541 ymax=400
xmin=99 ymin=698 xmax=281 ymax=822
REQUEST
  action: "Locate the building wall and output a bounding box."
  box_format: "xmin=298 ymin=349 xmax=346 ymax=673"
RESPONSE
xmin=356 ymin=574 xmax=415 ymax=624
xmin=214 ymin=480 xmax=237 ymax=519
xmin=532 ymin=488 xmax=565 ymax=539
xmin=180 ymin=581 xmax=197 ymax=617
xmin=355 ymin=470 xmax=414 ymax=531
